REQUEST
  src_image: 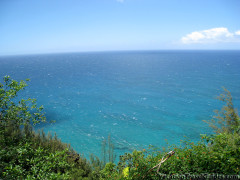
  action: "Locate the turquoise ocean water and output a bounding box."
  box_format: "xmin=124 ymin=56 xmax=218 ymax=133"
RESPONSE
xmin=0 ymin=51 xmax=240 ymax=158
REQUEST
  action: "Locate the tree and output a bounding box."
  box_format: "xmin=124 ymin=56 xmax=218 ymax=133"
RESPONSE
xmin=0 ymin=75 xmax=46 ymax=128
xmin=0 ymin=76 xmax=94 ymax=179
xmin=0 ymin=75 xmax=47 ymax=150
xmin=204 ymin=87 xmax=240 ymax=134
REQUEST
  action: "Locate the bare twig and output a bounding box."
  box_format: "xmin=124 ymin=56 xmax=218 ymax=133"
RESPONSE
xmin=144 ymin=150 xmax=175 ymax=178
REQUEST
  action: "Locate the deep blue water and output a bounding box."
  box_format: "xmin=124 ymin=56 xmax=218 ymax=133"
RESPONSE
xmin=0 ymin=51 xmax=240 ymax=158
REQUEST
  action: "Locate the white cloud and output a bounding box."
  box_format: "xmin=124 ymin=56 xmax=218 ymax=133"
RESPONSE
xmin=181 ymin=27 xmax=240 ymax=44
xmin=235 ymin=30 xmax=240 ymax=35
xmin=116 ymin=0 xmax=124 ymax=3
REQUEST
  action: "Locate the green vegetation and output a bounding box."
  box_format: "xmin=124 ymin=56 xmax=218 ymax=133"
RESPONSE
xmin=0 ymin=76 xmax=94 ymax=179
xmin=1 ymin=76 xmax=240 ymax=179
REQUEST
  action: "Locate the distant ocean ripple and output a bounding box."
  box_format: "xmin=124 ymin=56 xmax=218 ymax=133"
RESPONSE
xmin=0 ymin=51 xmax=240 ymax=158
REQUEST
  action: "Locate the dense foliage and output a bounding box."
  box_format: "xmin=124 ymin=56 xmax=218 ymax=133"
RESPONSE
xmin=0 ymin=76 xmax=94 ymax=179
xmin=1 ymin=76 xmax=240 ymax=179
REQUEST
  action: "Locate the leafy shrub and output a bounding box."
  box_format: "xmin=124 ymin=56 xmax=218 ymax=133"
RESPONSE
xmin=0 ymin=76 xmax=94 ymax=179
xmin=1 ymin=142 xmax=71 ymax=179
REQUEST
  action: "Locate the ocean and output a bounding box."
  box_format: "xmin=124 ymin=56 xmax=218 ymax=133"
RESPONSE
xmin=0 ymin=50 xmax=240 ymax=159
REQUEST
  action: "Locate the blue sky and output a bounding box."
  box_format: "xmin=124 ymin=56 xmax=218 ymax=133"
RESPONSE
xmin=0 ymin=0 xmax=240 ymax=55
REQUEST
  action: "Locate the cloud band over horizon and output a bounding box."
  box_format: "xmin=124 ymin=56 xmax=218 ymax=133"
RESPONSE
xmin=181 ymin=27 xmax=240 ymax=44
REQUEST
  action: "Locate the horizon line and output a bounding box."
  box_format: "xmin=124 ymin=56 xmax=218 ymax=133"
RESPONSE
xmin=1 ymin=49 xmax=240 ymax=57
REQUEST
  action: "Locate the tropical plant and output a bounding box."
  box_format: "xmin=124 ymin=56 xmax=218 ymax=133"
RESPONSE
xmin=204 ymin=88 xmax=240 ymax=134
xmin=0 ymin=76 xmax=94 ymax=179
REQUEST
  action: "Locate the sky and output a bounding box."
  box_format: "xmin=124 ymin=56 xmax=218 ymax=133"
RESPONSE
xmin=0 ymin=0 xmax=240 ymax=55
